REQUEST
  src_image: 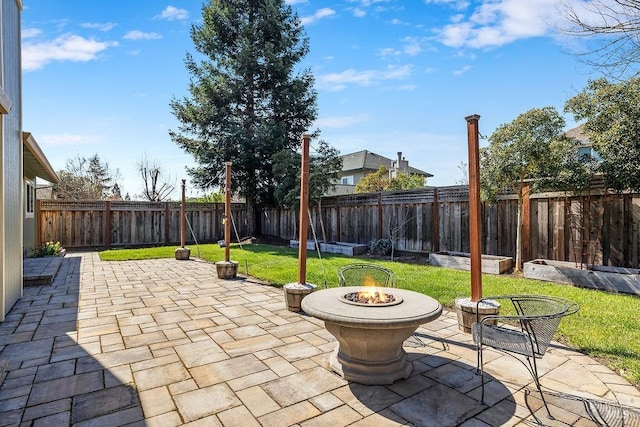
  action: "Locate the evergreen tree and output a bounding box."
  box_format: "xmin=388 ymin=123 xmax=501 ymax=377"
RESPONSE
xmin=170 ymin=0 xmax=318 ymax=233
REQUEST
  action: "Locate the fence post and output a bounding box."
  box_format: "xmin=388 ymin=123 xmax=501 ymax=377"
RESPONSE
xmin=522 ymin=184 xmax=530 ymax=263
xmin=336 ymin=198 xmax=341 ymax=242
xmin=105 ymin=201 xmax=111 ymax=249
xmin=164 ymin=202 xmax=170 ymax=245
xmin=377 ymin=192 xmax=383 ymax=240
xmin=432 ymin=188 xmax=440 ymax=253
xmin=36 ymin=199 xmax=42 ymax=248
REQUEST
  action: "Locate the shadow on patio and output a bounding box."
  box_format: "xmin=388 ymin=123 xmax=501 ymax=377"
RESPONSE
xmin=1 ymin=253 xmax=639 ymax=426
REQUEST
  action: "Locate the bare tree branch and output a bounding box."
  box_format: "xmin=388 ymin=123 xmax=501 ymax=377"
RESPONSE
xmin=137 ymin=154 xmax=176 ymax=201
xmin=561 ymin=0 xmax=640 ymax=79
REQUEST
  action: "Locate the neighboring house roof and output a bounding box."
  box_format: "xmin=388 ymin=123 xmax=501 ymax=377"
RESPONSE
xmin=36 ymin=184 xmax=54 ymax=200
xmin=340 ymin=150 xmax=432 ymax=177
xmin=565 ymin=123 xmax=591 ymax=145
xmin=23 ymin=132 xmax=59 ymax=184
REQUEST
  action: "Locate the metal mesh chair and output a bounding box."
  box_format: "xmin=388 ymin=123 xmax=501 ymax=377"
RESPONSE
xmin=472 ymin=295 xmax=579 ymax=418
xmin=337 ymin=263 xmax=397 ymax=288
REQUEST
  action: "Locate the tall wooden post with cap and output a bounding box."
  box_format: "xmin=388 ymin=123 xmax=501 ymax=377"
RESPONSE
xmin=283 ymin=134 xmax=317 ymax=312
xmin=297 ymin=134 xmax=311 ymax=285
xmin=175 ymin=179 xmax=191 ymax=260
xmin=215 ymin=162 xmax=239 ymax=278
xmin=466 ymin=114 xmax=482 ymax=302
xmin=224 ymin=162 xmax=232 ymax=263
xmin=454 ymin=115 xmax=500 ymax=333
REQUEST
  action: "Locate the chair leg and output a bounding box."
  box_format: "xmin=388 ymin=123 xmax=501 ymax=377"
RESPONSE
xmin=477 ymin=343 xmax=486 ymax=405
xmin=527 ymin=356 xmax=553 ymax=419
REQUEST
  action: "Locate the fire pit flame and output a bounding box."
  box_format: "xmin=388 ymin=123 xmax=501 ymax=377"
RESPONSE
xmin=341 ymin=289 xmax=403 ymax=307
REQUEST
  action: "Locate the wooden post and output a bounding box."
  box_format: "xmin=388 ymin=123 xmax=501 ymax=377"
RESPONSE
xmin=336 ymin=199 xmax=341 ymax=242
xmin=164 ymin=202 xmax=170 ymax=245
xmin=105 ymin=201 xmax=111 ymax=249
xmin=297 ymin=134 xmax=311 ymax=285
xmin=432 ymin=188 xmax=440 ymax=253
xmin=522 ymin=183 xmax=531 ymax=263
xmin=180 ymin=179 xmax=186 ymax=248
xmin=377 ymin=192 xmax=383 ymax=240
xmin=36 ymin=199 xmax=42 ymax=248
xmin=466 ymin=115 xmax=482 ymax=302
xmin=225 ymin=162 xmax=232 ymax=262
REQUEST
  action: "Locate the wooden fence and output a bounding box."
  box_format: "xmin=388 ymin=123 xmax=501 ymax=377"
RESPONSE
xmin=37 ymin=187 xmax=640 ymax=268
xmin=37 ymin=200 xmax=248 ymax=249
xmin=261 ymin=186 xmax=640 ymax=268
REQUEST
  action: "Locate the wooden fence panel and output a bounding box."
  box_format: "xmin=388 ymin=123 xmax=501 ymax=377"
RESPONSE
xmin=38 ymin=200 xmax=247 ymax=249
xmin=39 ymin=188 xmax=640 ymax=268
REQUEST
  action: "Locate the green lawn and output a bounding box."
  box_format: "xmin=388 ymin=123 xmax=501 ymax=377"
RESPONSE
xmin=100 ymin=243 xmax=640 ymax=389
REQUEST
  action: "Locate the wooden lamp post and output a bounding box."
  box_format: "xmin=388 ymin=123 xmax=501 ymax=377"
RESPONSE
xmin=215 ymin=162 xmax=239 ymax=279
xmin=284 ymin=134 xmax=317 ymax=312
xmin=455 ymin=115 xmax=500 ymax=332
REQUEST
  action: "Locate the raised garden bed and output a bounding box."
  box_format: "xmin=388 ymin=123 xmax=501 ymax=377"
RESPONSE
xmin=524 ymin=259 xmax=640 ymax=296
xmin=290 ymin=240 xmax=368 ymax=256
xmin=428 ymin=251 xmax=513 ymax=275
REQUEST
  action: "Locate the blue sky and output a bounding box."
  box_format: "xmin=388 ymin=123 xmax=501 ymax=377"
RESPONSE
xmin=22 ymin=0 xmax=598 ymax=199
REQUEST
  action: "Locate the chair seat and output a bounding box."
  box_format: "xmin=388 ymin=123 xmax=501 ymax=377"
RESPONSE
xmin=472 ymin=322 xmax=534 ymax=357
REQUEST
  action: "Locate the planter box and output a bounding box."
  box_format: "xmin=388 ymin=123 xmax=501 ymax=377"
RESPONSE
xmin=284 ymin=283 xmax=317 ymax=312
xmin=429 ymin=251 xmax=513 ymax=275
xmin=290 ymin=240 xmax=368 ymax=257
xmin=215 ymin=261 xmax=239 ymax=279
xmin=524 ymin=259 xmax=640 ymax=296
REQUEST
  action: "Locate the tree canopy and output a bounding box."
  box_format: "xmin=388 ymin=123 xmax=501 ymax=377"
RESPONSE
xmin=565 ymin=77 xmax=640 ymax=192
xmin=169 ymin=0 xmax=319 ymax=231
xmin=272 ymin=140 xmax=342 ymax=208
xmin=480 ymin=107 xmax=586 ymax=270
xmin=54 ymin=154 xmax=121 ymax=200
xmin=354 ymin=166 xmax=426 ymax=194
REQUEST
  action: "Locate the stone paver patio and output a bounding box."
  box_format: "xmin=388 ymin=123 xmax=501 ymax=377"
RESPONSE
xmin=1 ymin=252 xmax=639 ymax=426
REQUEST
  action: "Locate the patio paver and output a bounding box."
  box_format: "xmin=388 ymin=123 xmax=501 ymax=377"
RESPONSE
xmin=1 ymin=252 xmax=640 ymax=426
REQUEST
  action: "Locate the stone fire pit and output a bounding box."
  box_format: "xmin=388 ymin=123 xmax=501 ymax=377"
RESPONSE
xmin=301 ymin=286 xmax=442 ymax=385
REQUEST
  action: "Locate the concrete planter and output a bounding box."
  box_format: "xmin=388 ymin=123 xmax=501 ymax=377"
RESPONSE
xmin=454 ymin=297 xmax=500 ymax=334
xmin=429 ymin=251 xmax=513 ymax=275
xmin=524 ymin=259 xmax=640 ymax=296
xmin=290 ymin=240 xmax=368 ymax=256
xmin=215 ymin=261 xmax=239 ymax=279
xmin=283 ymin=283 xmax=317 ymax=312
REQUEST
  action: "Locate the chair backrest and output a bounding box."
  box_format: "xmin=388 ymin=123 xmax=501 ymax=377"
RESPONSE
xmin=510 ymin=295 xmax=579 ymax=356
xmin=337 ymin=263 xmax=397 ymax=288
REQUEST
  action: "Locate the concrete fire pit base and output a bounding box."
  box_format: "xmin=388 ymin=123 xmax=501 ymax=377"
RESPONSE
xmin=302 ymin=286 xmax=442 ymax=385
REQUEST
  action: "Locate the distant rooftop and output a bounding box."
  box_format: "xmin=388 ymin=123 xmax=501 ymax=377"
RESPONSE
xmin=340 ymin=150 xmax=432 ymax=177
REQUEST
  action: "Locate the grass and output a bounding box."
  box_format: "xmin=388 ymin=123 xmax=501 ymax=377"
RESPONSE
xmin=100 ymin=242 xmax=640 ymax=389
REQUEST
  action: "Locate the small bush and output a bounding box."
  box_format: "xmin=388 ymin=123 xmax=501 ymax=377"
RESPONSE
xmin=33 ymin=241 xmax=63 ymax=257
xmin=369 ymin=238 xmax=392 ymax=256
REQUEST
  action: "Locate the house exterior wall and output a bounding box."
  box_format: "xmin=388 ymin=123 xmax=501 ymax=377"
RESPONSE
xmin=0 ymin=0 xmax=24 ymax=321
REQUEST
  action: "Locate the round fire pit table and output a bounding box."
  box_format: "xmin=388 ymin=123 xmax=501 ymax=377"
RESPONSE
xmin=301 ymin=286 xmax=442 ymax=385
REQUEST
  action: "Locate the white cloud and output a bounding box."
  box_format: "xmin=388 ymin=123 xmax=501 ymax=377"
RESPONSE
xmin=81 ymin=22 xmax=117 ymax=31
xmin=301 ymin=8 xmax=336 ymax=25
xmin=424 ymin=0 xmax=470 ymax=11
xmin=22 ymin=28 xmax=42 ymax=39
xmin=439 ymin=0 xmax=560 ymax=48
xmin=403 ymin=37 xmax=423 ymax=56
xmin=123 ymin=30 xmax=162 ymax=40
xmin=285 ymin=0 xmax=308 ymax=4
xmin=317 ymin=65 xmax=412 ymax=91
xmin=353 ymin=8 xmax=366 ymax=17
xmin=452 ymin=65 xmax=472 ymax=75
xmin=39 ymin=133 xmax=101 ymax=146
xmin=315 ymin=114 xmax=370 ymax=129
xmin=22 ymin=34 xmax=118 ymax=71
xmin=378 ymin=47 xmax=401 ymax=57
xmin=156 ymin=6 xmax=189 ymax=21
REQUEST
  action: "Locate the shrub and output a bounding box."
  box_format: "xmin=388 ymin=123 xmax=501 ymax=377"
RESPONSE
xmin=33 ymin=241 xmax=63 ymax=257
xmin=369 ymin=238 xmax=392 ymax=256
